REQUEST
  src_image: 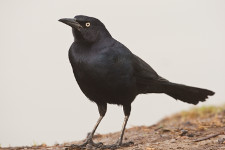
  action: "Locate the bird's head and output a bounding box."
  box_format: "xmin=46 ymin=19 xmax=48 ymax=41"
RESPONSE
xmin=59 ymin=15 xmax=111 ymax=43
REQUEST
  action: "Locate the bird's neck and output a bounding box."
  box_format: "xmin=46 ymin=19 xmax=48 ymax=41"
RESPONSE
xmin=99 ymin=28 xmax=112 ymax=39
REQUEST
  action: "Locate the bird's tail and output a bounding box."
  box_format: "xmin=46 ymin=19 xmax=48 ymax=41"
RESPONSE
xmin=162 ymin=82 xmax=215 ymax=105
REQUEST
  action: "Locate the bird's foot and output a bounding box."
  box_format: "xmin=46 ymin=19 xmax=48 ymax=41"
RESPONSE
xmin=65 ymin=138 xmax=103 ymax=150
xmin=100 ymin=140 xmax=134 ymax=149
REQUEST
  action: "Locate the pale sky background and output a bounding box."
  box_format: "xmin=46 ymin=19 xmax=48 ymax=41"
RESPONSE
xmin=0 ymin=0 xmax=225 ymax=147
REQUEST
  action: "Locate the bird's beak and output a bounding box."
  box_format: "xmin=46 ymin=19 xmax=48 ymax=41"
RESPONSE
xmin=58 ymin=18 xmax=83 ymax=31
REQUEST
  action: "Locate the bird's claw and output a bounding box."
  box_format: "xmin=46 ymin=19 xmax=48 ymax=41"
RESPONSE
xmin=121 ymin=141 xmax=134 ymax=147
xmin=88 ymin=141 xmax=103 ymax=148
xmin=65 ymin=140 xmax=133 ymax=150
xmin=65 ymin=139 xmax=103 ymax=150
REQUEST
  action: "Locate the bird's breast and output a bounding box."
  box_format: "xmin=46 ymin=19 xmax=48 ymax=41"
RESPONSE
xmin=69 ymin=45 xmax=136 ymax=103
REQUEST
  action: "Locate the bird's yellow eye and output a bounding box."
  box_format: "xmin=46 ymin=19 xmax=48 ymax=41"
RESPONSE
xmin=86 ymin=22 xmax=91 ymax=27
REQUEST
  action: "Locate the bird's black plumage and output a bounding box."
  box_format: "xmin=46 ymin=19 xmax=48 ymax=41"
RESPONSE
xmin=59 ymin=15 xmax=214 ymax=149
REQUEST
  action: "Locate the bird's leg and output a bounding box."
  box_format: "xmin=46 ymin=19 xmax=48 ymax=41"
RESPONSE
xmin=115 ymin=115 xmax=130 ymax=145
xmin=101 ymin=105 xmax=133 ymax=149
xmin=67 ymin=103 xmax=107 ymax=149
xmin=82 ymin=115 xmax=104 ymax=147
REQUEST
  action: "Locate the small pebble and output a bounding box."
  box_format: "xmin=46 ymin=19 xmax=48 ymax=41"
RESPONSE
xmin=180 ymin=129 xmax=188 ymax=136
xmin=171 ymin=139 xmax=176 ymax=143
xmin=218 ymin=138 xmax=225 ymax=144
xmin=187 ymin=133 xmax=194 ymax=137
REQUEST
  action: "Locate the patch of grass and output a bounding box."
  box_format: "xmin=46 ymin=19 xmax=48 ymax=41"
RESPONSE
xmin=179 ymin=105 xmax=225 ymax=120
xmin=160 ymin=104 xmax=225 ymax=127
xmin=181 ymin=105 xmax=225 ymax=118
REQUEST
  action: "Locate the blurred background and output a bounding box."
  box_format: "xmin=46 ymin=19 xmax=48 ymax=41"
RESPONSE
xmin=0 ymin=0 xmax=224 ymax=147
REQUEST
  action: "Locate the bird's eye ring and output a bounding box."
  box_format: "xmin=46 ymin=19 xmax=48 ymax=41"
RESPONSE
xmin=86 ymin=22 xmax=91 ymax=27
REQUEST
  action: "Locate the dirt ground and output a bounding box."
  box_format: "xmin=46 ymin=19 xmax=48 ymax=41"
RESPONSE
xmin=1 ymin=105 xmax=225 ymax=150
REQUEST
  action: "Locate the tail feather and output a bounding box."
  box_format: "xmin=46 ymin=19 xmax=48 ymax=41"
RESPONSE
xmin=164 ymin=82 xmax=215 ymax=105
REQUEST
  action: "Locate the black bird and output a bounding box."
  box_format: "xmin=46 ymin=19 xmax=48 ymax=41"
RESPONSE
xmin=59 ymin=15 xmax=214 ymax=149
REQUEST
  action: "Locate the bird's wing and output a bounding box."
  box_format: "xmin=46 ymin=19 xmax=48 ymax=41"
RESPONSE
xmin=132 ymin=54 xmax=160 ymax=81
xmin=132 ymin=54 xmax=169 ymax=93
xmin=111 ymin=39 xmax=165 ymax=82
xmin=110 ymin=39 xmax=168 ymax=90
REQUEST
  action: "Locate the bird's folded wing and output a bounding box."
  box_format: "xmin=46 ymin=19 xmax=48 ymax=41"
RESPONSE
xmin=132 ymin=54 xmax=160 ymax=81
xmin=132 ymin=54 xmax=169 ymax=93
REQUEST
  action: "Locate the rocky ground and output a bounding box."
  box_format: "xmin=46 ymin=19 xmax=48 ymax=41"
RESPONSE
xmin=1 ymin=105 xmax=225 ymax=150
